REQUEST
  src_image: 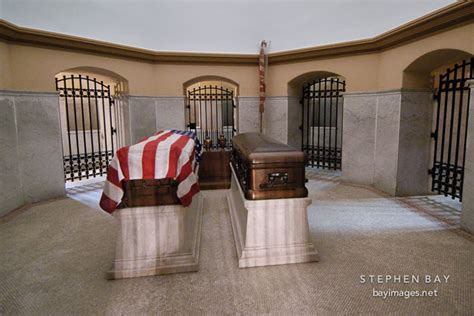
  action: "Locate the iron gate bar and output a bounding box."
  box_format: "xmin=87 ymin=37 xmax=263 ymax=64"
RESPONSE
xmin=438 ymin=71 xmax=449 ymax=194
xmin=334 ymin=78 xmax=340 ymax=169
xmin=329 ymin=78 xmax=333 ymax=169
xmin=70 ymin=75 xmax=81 ymax=180
xmin=86 ymin=76 xmax=96 ymax=177
xmin=78 ymin=75 xmax=89 ymax=178
xmin=453 ymin=61 xmax=466 ymax=197
xmin=93 ymin=79 xmax=103 ymax=176
xmin=109 ymin=86 xmax=115 ymax=155
xmin=446 ymin=65 xmax=458 ymax=196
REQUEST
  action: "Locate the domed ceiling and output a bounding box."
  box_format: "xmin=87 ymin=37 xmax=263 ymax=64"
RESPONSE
xmin=0 ymin=0 xmax=455 ymax=54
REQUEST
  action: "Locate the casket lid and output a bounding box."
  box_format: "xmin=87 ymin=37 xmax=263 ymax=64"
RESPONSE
xmin=233 ymin=133 xmax=306 ymax=164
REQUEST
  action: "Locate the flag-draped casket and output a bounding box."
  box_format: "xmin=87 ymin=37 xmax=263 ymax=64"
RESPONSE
xmin=100 ymin=130 xmax=201 ymax=213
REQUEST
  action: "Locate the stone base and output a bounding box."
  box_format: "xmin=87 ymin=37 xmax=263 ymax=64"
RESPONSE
xmin=226 ymin=165 xmax=319 ymax=268
xmin=107 ymin=193 xmax=203 ymax=279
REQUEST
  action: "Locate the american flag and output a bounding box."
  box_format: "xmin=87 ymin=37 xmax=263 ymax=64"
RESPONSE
xmin=100 ymin=130 xmax=201 ymax=213
xmin=259 ymin=40 xmax=267 ymax=115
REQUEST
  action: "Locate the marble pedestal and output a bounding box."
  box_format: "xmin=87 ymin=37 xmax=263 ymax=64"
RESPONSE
xmin=226 ymin=165 xmax=319 ymax=268
xmin=107 ymin=193 xmax=203 ymax=279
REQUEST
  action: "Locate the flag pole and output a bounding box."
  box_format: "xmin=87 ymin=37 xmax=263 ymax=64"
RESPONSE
xmin=259 ymin=40 xmax=267 ymax=134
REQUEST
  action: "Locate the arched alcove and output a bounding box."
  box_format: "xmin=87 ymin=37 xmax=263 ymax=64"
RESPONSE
xmin=287 ymin=71 xmax=347 ymax=170
xmin=402 ymin=49 xmax=472 ymax=90
xmin=182 ymin=75 xmax=239 ymax=148
xmin=54 ymin=67 xmax=130 ymax=183
xmin=183 ymin=75 xmax=239 ymax=96
xmin=397 ymin=49 xmax=473 ymax=198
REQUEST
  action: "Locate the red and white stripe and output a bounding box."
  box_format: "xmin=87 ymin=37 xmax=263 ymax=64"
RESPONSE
xmin=100 ymin=130 xmax=199 ymax=213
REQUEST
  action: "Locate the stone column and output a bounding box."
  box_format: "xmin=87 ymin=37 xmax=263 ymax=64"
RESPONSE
xmin=461 ymin=79 xmax=474 ymax=234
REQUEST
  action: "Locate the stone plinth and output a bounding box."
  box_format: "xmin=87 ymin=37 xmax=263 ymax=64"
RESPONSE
xmin=226 ymin=165 xmax=319 ymax=268
xmin=108 ymin=193 xmax=203 ymax=279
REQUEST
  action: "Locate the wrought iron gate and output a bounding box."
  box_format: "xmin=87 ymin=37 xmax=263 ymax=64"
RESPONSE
xmin=430 ymin=58 xmax=473 ymax=200
xmin=56 ymin=75 xmax=118 ymax=182
xmin=301 ymin=77 xmax=345 ymax=169
xmin=186 ymin=85 xmax=236 ymax=149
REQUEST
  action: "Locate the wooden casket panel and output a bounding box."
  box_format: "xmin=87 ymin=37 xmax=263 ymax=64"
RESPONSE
xmin=198 ymin=150 xmax=231 ymax=190
xmin=231 ymin=133 xmax=308 ymax=200
xmin=119 ymin=179 xmax=180 ymax=208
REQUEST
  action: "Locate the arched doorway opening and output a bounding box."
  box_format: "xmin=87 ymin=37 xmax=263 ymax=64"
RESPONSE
xmin=183 ymin=76 xmax=238 ymax=149
xmin=289 ymin=71 xmax=346 ymax=170
xmin=54 ymin=67 xmax=128 ymax=183
xmin=402 ymin=49 xmax=473 ymax=201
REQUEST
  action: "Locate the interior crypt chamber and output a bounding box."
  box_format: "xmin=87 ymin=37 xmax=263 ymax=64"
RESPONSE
xmin=0 ymin=0 xmax=473 ymax=314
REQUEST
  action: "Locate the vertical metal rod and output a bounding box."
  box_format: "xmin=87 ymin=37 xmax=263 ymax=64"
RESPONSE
xmin=198 ymin=88 xmax=203 ymax=142
xmin=61 ymin=76 xmax=74 ymax=181
xmin=322 ymin=79 xmax=327 ymax=169
xmin=304 ymin=83 xmax=314 ymax=160
xmin=341 ymin=81 xmax=346 ymax=170
xmin=311 ymin=82 xmax=316 ymax=167
xmin=231 ymin=90 xmax=235 ymax=144
xmin=432 ymin=74 xmax=443 ymax=192
xmin=224 ymin=88 xmax=228 ymax=147
xmin=100 ymin=81 xmax=109 ymax=170
xmin=329 ymin=78 xmax=334 ymax=169
xmin=108 ymin=85 xmax=115 ymax=157
xmin=317 ymin=79 xmax=322 ymax=168
xmin=205 ymin=86 xmax=209 ymax=139
xmin=460 ymin=58 xmax=473 ymax=201
xmin=446 ymin=64 xmax=458 ymax=198
xmin=86 ymin=76 xmax=96 ymax=177
xmin=300 ymin=92 xmax=305 ymax=152
xmin=216 ymin=86 xmax=219 ymax=146
xmin=452 ymin=61 xmax=466 ymax=198
xmin=334 ymin=78 xmax=340 ymax=170
xmin=188 ymin=89 xmax=192 ymax=132
xmin=78 ymin=75 xmax=89 ymax=178
xmin=70 ymin=75 xmax=82 ymax=180
xmin=193 ymin=89 xmax=197 ymax=135
xmin=93 ymin=79 xmax=103 ymax=176
xmin=438 ymin=69 xmax=451 ymax=194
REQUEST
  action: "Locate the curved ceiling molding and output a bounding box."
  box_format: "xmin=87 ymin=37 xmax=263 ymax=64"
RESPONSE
xmin=0 ymin=1 xmax=472 ymax=65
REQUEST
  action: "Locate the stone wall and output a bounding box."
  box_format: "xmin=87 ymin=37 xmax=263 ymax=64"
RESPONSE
xmin=128 ymin=96 xmax=186 ymax=143
xmin=0 ymin=91 xmax=65 ymax=216
xmin=342 ymin=90 xmax=433 ymax=196
xmin=461 ymin=80 xmax=474 ymax=234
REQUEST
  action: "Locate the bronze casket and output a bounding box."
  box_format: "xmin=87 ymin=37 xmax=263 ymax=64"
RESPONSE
xmin=231 ymin=133 xmax=308 ymax=200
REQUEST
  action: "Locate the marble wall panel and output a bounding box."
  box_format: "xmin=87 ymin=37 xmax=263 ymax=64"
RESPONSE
xmin=129 ymin=96 xmax=157 ymax=143
xmin=237 ymin=97 xmax=260 ymax=134
xmin=287 ymin=96 xmax=301 ymax=149
xmin=0 ymin=95 xmax=23 ymax=215
xmin=264 ymin=97 xmax=288 ymax=144
xmin=156 ymin=97 xmax=186 ymax=132
xmin=461 ymin=81 xmax=474 ymax=233
xmin=341 ymin=94 xmax=377 ymax=186
xmin=396 ymin=91 xmax=433 ymax=196
xmin=14 ymin=93 xmax=65 ymax=203
xmin=374 ymin=92 xmax=401 ymax=195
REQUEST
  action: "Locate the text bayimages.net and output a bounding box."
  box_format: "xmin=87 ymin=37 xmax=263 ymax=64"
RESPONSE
xmin=359 ymin=274 xmax=450 ymax=299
